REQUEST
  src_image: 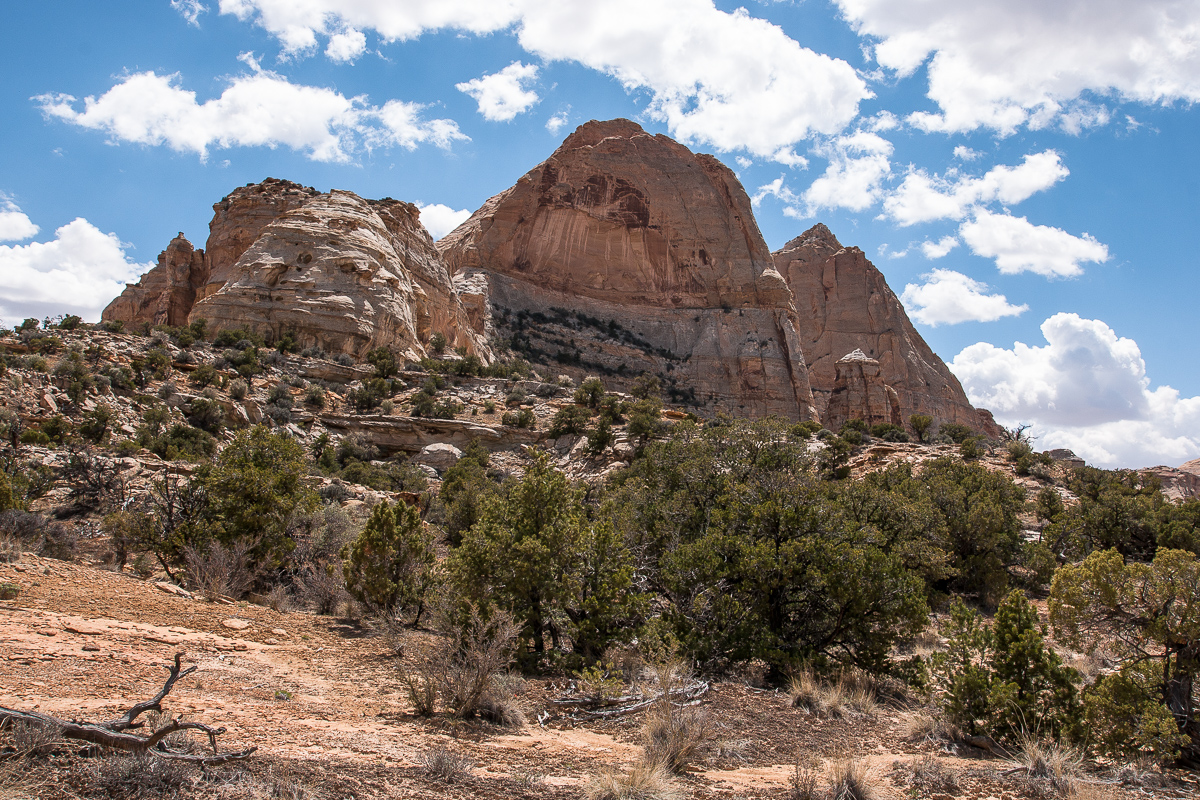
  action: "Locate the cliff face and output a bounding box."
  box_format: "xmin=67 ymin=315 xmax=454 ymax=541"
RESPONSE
xmin=102 ymin=233 xmax=208 ymax=328
xmin=190 ymin=190 xmax=489 ymax=361
xmin=773 ymin=224 xmax=998 ymax=435
xmin=438 ymin=119 xmax=817 ymax=419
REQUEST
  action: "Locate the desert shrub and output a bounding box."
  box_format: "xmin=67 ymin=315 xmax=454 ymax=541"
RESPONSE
xmin=588 ymin=418 xmax=616 ymax=454
xmin=41 ymin=414 xmax=73 ymax=444
xmin=826 ymin=757 xmax=881 ymax=800
xmin=574 ymin=377 xmax=605 ymax=409
xmin=18 ymin=429 xmax=50 ymax=446
xmin=908 ymin=414 xmax=934 ymax=442
xmin=0 ymin=581 xmax=20 ymax=600
xmin=548 ymin=404 xmax=592 ymax=437
xmin=0 ymin=471 xmax=17 ymax=513
xmin=1051 ymin=547 xmax=1200 ymax=760
xmin=185 ymin=396 xmax=223 ymax=434
xmin=1081 ymin=662 xmax=1187 ymax=764
xmin=870 ymin=422 xmax=910 ymax=442
xmin=642 ymin=679 xmax=712 ymax=773
xmin=501 ymin=408 xmax=535 ymax=428
xmin=428 ymin=332 xmax=448 ymax=355
xmin=626 ymin=397 xmax=665 ymax=444
xmin=189 ymin=363 xmax=218 ymax=388
xmin=0 ymin=533 xmax=19 ymax=563
xmin=932 ymin=592 xmax=1079 ymax=743
xmin=504 ymin=388 xmax=526 ymax=407
xmin=418 ymin=746 xmax=472 ymax=782
xmin=82 ymin=753 xmax=191 ymax=796
xmin=151 ymin=424 xmax=217 ymax=462
xmin=367 ymin=347 xmax=398 ymax=379
xmin=451 ymin=455 xmax=642 ymax=661
xmin=296 ymin=560 xmax=349 ymax=615
xmin=1007 ymin=736 xmax=1083 ymax=797
xmin=303 ymin=383 xmax=326 ymax=408
xmin=213 ymin=327 xmax=263 ymax=349
xmin=341 ymin=501 xmax=435 ymax=621
xmin=79 ymin=403 xmax=114 ymax=444
xmin=184 ymin=540 xmax=257 ymax=599
xmin=229 ymin=378 xmax=248 ymax=400
xmin=790 ymin=420 xmax=824 ymax=439
xmin=939 ymin=422 xmax=975 ymax=443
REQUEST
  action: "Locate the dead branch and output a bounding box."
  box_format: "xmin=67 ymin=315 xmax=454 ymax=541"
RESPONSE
xmin=0 ymin=653 xmax=255 ymax=767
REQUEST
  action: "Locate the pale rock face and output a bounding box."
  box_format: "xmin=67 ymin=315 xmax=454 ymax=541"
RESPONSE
xmin=201 ymin=178 xmax=321 ymax=301
xmin=191 ymin=190 xmax=490 ymax=361
xmin=102 ymin=233 xmax=208 ymax=327
xmin=439 ymin=119 xmax=817 ymax=419
xmin=773 ymin=224 xmax=998 ymax=435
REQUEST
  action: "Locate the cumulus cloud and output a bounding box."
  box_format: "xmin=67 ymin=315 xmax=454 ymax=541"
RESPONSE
xmin=953 ymin=145 xmax=981 ymax=161
xmin=416 ymin=203 xmax=471 ymax=240
xmin=960 ymin=209 xmax=1108 ymax=278
xmin=171 ymin=0 xmax=207 ymax=26
xmin=325 ymin=29 xmax=367 ymax=63
xmin=35 ymin=68 xmax=466 ymax=162
xmin=0 ymin=217 xmax=152 ymax=326
xmin=0 ymin=198 xmax=39 ymax=242
xmin=900 ymin=268 xmax=1027 ymax=326
xmin=217 ymin=0 xmax=870 ymax=158
xmin=546 ymin=111 xmax=569 ymax=134
xmin=837 ymin=0 xmax=1200 ymax=134
xmin=920 ymin=235 xmax=958 ymax=259
xmin=754 ymin=130 xmax=892 ymax=218
xmin=882 ymin=150 xmax=1068 ymax=226
xmin=951 ymin=313 xmax=1200 ymax=468
xmin=456 ymin=61 xmax=540 ymax=121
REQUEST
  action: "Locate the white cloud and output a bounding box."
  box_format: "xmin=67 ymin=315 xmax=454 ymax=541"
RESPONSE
xmin=882 ymin=150 xmax=1068 ymax=226
xmin=546 ymin=111 xmax=569 ymax=134
xmin=838 ymin=0 xmax=1200 ymax=135
xmin=171 ymin=0 xmax=207 ymax=26
xmin=920 ymin=235 xmax=958 ymax=259
xmin=0 ymin=198 xmax=39 ymax=242
xmin=960 ymin=209 xmax=1108 ymax=278
xmin=752 ymin=175 xmax=802 ymax=209
xmin=36 ymin=68 xmax=466 ymax=163
xmin=456 ymin=61 xmax=540 ymax=122
xmin=417 ymin=203 xmax=471 ymax=240
xmin=0 ymin=217 xmax=152 ymax=326
xmin=754 ymin=130 xmax=892 ymax=218
xmin=951 ymin=313 xmax=1200 ymax=468
xmin=735 ymin=156 xmax=753 ymax=169
xmin=953 ymin=145 xmax=981 ymax=161
xmin=900 ymin=268 xmax=1026 ymax=326
xmin=217 ymin=0 xmax=870 ymax=158
xmin=325 ymin=29 xmax=367 ymax=63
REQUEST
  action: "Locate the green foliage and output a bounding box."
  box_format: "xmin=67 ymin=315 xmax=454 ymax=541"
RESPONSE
xmin=213 ymin=327 xmax=264 ymax=349
xmin=939 ymin=423 xmax=975 ymax=444
xmin=789 ymin=420 xmax=823 ymax=439
xmin=0 ymin=470 xmax=16 ymax=512
xmin=79 ymin=404 xmax=113 ymax=444
xmin=626 ymin=397 xmax=664 ymax=445
xmin=817 ymin=435 xmax=852 ymax=480
xmin=41 ymin=415 xmax=73 ymax=445
xmin=574 ymin=377 xmax=605 ymax=409
xmin=932 ymin=592 xmax=1079 ymax=743
xmin=229 ymin=378 xmax=248 ymax=400
xmin=438 ymin=440 xmax=495 ymax=547
xmin=192 ymin=427 xmax=318 ymax=568
xmin=341 ymin=501 xmax=435 ymax=617
xmin=548 ymin=404 xmax=592 ymax=437
xmin=1082 ymin=662 xmax=1188 ymax=763
xmin=19 ymin=429 xmax=50 ymax=446
xmin=190 ymin=363 xmax=218 ymax=388
xmin=303 ymin=383 xmax=326 ymax=408
xmin=597 ymin=394 xmax=626 ymax=424
xmin=587 ymin=418 xmax=615 ymax=455
xmin=909 ymin=414 xmax=933 ymax=443
xmin=367 ymin=347 xmax=398 ymax=379
xmin=959 ymin=436 xmax=985 ymax=460
xmin=1050 ymin=547 xmax=1200 ymax=759
xmin=185 ymin=397 xmax=224 ymax=434
xmin=54 ymin=351 xmax=95 ymax=404
xmin=349 ymin=377 xmax=392 ymax=412
xmin=870 ymin=422 xmax=910 ymax=442
xmin=56 ymin=315 xmax=83 ymax=330
xmin=428 ymin=332 xmax=448 ymax=355
xmin=501 ymin=408 xmax=535 ymax=429
xmin=451 ymin=455 xmax=642 ymax=661
xmin=631 ymin=374 xmax=661 ymax=401
xmin=151 ymin=424 xmax=217 ymax=462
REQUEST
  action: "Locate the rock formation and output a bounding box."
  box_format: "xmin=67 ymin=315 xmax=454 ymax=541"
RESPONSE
xmin=773 ymin=224 xmax=998 ymax=435
xmin=102 ymin=233 xmax=208 ymax=328
xmin=438 ymin=119 xmax=817 ymax=419
xmin=191 ymin=190 xmax=489 ymax=361
xmin=103 ymin=179 xmax=488 ymax=362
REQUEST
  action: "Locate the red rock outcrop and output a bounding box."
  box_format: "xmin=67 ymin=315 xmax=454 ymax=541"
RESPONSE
xmin=438 ymin=119 xmax=817 ymax=419
xmin=773 ymin=224 xmax=998 ymax=435
xmin=102 ymin=233 xmax=208 ymax=327
xmin=191 ymin=190 xmax=489 ymax=361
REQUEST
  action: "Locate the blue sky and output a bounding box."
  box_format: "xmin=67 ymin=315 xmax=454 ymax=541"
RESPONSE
xmin=1 ymin=0 xmax=1198 ymax=469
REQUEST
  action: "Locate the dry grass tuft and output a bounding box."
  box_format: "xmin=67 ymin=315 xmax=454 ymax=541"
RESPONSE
xmin=418 ymin=746 xmax=474 ymax=783
xmin=1113 ymin=757 xmax=1169 ymax=789
xmin=642 ymin=702 xmax=711 ymax=774
xmin=788 ymin=756 xmax=820 ymax=800
xmin=827 ymin=758 xmax=881 ymax=800
xmin=8 ymin=721 xmax=60 ymax=758
xmin=0 ymin=533 xmax=20 ymax=564
xmin=902 ymin=711 xmax=962 ymax=745
xmin=789 ymin=671 xmax=877 ymax=719
xmin=478 ymin=672 xmax=527 ymax=728
xmin=80 ymin=753 xmax=193 ymax=796
xmin=1008 ymin=736 xmax=1084 ymax=797
xmin=892 ymin=753 xmax=959 ymax=794
xmin=585 ymin=761 xmax=683 ymax=800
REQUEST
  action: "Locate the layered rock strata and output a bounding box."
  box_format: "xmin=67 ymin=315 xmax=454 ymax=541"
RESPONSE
xmin=774 ymin=224 xmax=998 ymax=434
xmin=439 ymin=119 xmax=817 ymax=419
xmin=191 ymin=190 xmax=489 ymax=361
xmin=102 ymin=233 xmax=208 ymax=327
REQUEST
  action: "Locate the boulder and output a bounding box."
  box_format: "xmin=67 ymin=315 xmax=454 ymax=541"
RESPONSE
xmin=412 ymin=442 xmax=463 ymax=472
xmin=439 ymin=118 xmax=817 ymax=420
xmin=773 ymin=224 xmax=999 ymax=435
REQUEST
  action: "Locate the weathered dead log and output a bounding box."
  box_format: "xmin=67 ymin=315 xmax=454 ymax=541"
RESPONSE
xmin=0 ymin=653 xmax=255 ymax=767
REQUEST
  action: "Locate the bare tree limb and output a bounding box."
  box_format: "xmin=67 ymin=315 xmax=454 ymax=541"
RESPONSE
xmin=0 ymin=653 xmax=254 ymax=767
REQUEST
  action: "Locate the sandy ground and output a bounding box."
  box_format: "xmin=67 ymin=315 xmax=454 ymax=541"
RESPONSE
xmin=1 ymin=553 xmax=1197 ymax=799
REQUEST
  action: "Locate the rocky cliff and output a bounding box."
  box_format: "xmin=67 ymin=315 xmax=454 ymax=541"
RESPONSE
xmin=774 ymin=224 xmax=998 ymax=434
xmin=438 ymin=119 xmax=817 ymax=419
xmin=102 ymin=233 xmax=208 ymax=328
